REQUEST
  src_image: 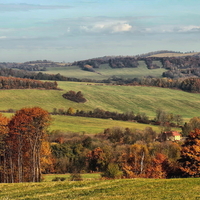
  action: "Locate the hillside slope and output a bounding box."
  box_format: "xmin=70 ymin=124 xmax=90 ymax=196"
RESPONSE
xmin=0 ymin=81 xmax=200 ymax=119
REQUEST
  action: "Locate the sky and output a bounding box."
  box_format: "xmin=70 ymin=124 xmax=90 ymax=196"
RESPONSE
xmin=0 ymin=0 xmax=200 ymax=62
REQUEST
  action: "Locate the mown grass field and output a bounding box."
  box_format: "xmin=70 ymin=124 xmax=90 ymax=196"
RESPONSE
xmin=0 ymin=178 xmax=199 ymax=199
xmin=45 ymin=61 xmax=166 ymax=80
xmin=0 ymin=113 xmax=163 ymax=134
xmin=1 ymin=79 xmax=200 ymax=134
xmin=50 ymin=115 xmax=162 ymax=134
xmin=1 ymin=81 xmax=200 ymax=119
xmin=43 ymin=173 xmax=101 ymax=182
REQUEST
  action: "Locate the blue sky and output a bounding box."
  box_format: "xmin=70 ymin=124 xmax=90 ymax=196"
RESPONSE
xmin=0 ymin=0 xmax=200 ymax=62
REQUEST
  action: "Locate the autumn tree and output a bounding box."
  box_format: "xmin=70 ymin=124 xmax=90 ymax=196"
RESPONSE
xmin=121 ymin=142 xmax=150 ymax=178
xmin=0 ymin=114 xmax=9 ymax=183
xmin=178 ymin=129 xmax=200 ymax=177
xmin=145 ymin=153 xmax=167 ymax=178
xmin=2 ymin=107 xmax=51 ymax=183
xmin=87 ymin=147 xmax=108 ymax=172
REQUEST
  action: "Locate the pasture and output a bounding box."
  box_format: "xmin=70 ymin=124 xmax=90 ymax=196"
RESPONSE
xmin=0 ymin=178 xmax=199 ymax=199
xmin=50 ymin=115 xmax=162 ymax=134
xmin=45 ymin=62 xmax=166 ymax=80
xmin=1 ymin=81 xmax=200 ymax=119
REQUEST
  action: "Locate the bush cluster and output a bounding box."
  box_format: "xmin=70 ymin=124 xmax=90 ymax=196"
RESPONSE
xmin=62 ymin=91 xmax=86 ymax=103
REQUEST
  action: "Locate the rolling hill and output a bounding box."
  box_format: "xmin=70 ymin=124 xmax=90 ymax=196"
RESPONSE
xmin=44 ymin=61 xmax=166 ymax=80
xmin=1 ymin=81 xmax=200 ymax=119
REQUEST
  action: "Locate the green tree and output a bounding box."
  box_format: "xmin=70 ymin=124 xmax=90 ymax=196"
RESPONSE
xmin=102 ymin=163 xmax=123 ymax=179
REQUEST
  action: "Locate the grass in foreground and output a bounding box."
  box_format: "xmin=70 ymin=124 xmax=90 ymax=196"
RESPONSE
xmin=0 ymin=178 xmax=199 ymax=200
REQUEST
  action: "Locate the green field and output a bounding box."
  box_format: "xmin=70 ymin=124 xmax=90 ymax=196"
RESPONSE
xmin=50 ymin=115 xmax=162 ymax=134
xmin=1 ymin=81 xmax=200 ymax=133
xmin=45 ymin=62 xmax=166 ymax=80
xmin=1 ymin=81 xmax=200 ymax=119
xmin=0 ymin=113 xmax=163 ymax=134
xmin=43 ymin=173 xmax=101 ymax=182
xmin=0 ymin=178 xmax=199 ymax=199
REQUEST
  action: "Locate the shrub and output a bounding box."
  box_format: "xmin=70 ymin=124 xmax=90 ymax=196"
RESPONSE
xmin=101 ymin=163 xmax=123 ymax=179
xmin=62 ymin=91 xmax=86 ymax=103
xmin=52 ymin=177 xmax=66 ymax=181
xmin=70 ymin=172 xmax=83 ymax=181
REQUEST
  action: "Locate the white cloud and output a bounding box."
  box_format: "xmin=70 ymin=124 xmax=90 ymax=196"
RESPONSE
xmin=111 ymin=23 xmax=132 ymax=33
xmin=177 ymin=25 xmax=200 ymax=32
xmin=80 ymin=19 xmax=132 ymax=33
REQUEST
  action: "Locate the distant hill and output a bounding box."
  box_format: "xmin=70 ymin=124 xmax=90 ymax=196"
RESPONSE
xmin=1 ymin=50 xmax=200 ymax=81
xmin=148 ymin=52 xmax=199 ymax=57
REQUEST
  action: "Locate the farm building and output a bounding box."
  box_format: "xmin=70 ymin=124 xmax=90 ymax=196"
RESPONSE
xmin=158 ymin=131 xmax=181 ymax=142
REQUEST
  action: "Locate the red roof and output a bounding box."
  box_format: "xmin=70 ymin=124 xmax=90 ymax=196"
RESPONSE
xmin=171 ymin=131 xmax=181 ymax=136
xmin=164 ymin=131 xmax=181 ymax=136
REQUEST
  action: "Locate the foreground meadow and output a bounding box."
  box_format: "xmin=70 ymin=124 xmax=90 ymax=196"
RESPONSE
xmin=0 ymin=178 xmax=199 ymax=200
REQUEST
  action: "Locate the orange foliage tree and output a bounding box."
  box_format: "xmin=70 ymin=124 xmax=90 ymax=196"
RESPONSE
xmin=178 ymin=129 xmax=200 ymax=177
xmin=145 ymin=153 xmax=167 ymax=178
xmin=121 ymin=143 xmax=150 ymax=178
xmin=0 ymin=114 xmax=9 ymax=182
xmin=1 ymin=107 xmax=51 ymax=183
xmin=87 ymin=147 xmax=108 ymax=172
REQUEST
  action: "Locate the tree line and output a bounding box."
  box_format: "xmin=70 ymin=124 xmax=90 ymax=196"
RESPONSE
xmin=0 ymin=67 xmax=79 ymax=82
xmin=0 ymin=76 xmax=58 ymax=90
xmin=0 ymin=60 xmax=71 ymax=71
xmin=104 ymin=76 xmax=200 ymax=93
xmin=53 ymin=107 xmax=183 ymax=129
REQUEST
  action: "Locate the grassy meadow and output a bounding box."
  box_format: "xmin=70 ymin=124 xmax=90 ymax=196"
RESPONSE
xmin=43 ymin=173 xmax=101 ymax=182
xmin=1 ymin=81 xmax=200 ymax=135
xmin=1 ymin=113 xmax=163 ymax=134
xmin=1 ymin=81 xmax=200 ymax=119
xmin=45 ymin=61 xmax=166 ymax=80
xmin=0 ymin=178 xmax=199 ymax=199
xmin=50 ymin=115 xmax=163 ymax=134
